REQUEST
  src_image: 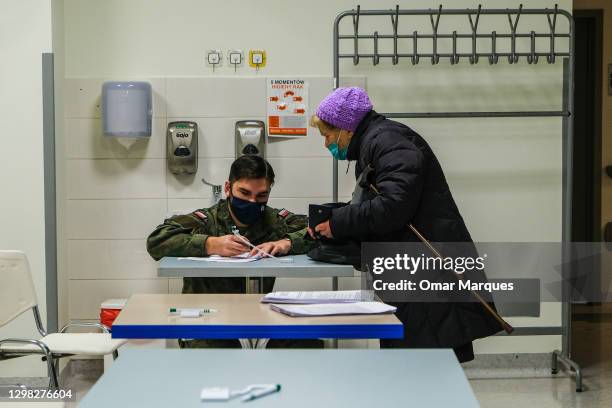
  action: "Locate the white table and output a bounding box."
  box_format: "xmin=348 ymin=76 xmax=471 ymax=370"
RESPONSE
xmin=79 ymin=349 xmax=479 ymax=407
xmin=158 ymin=254 xmax=355 ymax=293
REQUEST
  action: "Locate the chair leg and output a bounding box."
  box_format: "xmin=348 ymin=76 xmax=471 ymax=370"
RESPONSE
xmin=46 ymin=354 xmax=59 ymax=390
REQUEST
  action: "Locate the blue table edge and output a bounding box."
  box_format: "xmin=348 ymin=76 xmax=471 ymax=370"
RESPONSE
xmin=111 ymin=323 xmax=403 ymax=339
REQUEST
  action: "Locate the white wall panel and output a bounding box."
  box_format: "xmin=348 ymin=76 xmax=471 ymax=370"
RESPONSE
xmin=67 ymin=159 xmax=166 ymax=199
xmin=267 ymin=158 xmax=333 ymax=198
xmin=69 ymin=279 xmax=168 ymax=319
xmin=166 ymin=78 xmax=265 ymax=117
xmin=68 ymin=239 xmax=157 ymax=279
xmin=65 ymin=118 xmax=166 ymax=159
xmin=167 ymin=158 xmax=233 ymax=200
xmin=67 ymin=199 xmax=167 ymax=239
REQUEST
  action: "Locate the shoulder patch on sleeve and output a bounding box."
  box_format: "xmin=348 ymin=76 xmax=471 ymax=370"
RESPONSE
xmin=193 ymin=211 xmax=208 ymax=220
xmin=278 ymin=208 xmax=290 ymax=218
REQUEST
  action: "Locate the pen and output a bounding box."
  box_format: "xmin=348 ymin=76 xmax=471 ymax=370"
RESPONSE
xmin=168 ymin=307 xmax=217 ymax=316
xmin=242 ymin=384 xmax=281 ymax=402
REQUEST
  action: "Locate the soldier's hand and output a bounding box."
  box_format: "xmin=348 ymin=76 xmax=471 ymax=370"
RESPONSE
xmin=249 ymin=238 xmax=291 ymax=257
xmin=205 ymin=235 xmax=249 ymax=257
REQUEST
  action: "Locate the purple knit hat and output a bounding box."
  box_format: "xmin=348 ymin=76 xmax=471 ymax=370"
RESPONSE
xmin=316 ymin=87 xmax=373 ymax=132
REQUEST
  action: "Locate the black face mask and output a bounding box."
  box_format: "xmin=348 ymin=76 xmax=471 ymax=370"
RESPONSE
xmin=229 ymin=195 xmax=266 ymax=225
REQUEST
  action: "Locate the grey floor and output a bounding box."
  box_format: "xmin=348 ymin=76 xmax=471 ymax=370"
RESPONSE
xmin=472 ymin=303 xmax=612 ymax=408
xmin=3 ymin=304 xmax=612 ymax=407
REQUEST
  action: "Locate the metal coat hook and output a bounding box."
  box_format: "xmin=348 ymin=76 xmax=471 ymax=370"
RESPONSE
xmin=451 ymin=31 xmax=459 ymax=65
xmin=527 ymin=31 xmax=539 ymax=64
xmin=390 ymin=5 xmax=399 ymax=65
xmin=412 ymin=31 xmax=420 ymax=65
xmin=429 ymin=5 xmax=442 ymax=65
xmin=546 ymin=4 xmax=558 ymax=64
xmin=506 ymin=4 xmax=523 ymax=64
xmin=468 ymin=5 xmax=481 ymax=64
xmin=352 ymin=5 xmax=361 ymax=65
xmin=488 ymin=31 xmax=498 ymax=64
xmin=373 ymin=31 xmax=380 ymax=65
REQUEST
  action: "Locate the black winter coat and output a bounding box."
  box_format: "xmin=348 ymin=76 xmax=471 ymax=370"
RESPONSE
xmin=329 ymin=110 xmax=503 ymax=358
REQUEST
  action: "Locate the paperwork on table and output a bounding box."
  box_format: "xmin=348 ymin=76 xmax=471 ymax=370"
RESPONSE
xmin=270 ymin=302 xmax=396 ymax=317
xmin=261 ymin=290 xmax=374 ymax=304
xmin=178 ymin=252 xmax=262 ymax=263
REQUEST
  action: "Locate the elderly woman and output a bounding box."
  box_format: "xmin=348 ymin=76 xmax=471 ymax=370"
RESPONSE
xmin=309 ymin=87 xmax=503 ymax=362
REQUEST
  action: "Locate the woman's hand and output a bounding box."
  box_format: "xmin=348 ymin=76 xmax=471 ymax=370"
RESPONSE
xmin=314 ymin=220 xmax=334 ymax=239
xmin=249 ymin=238 xmax=291 ymax=257
xmin=307 ymin=227 xmax=316 ymax=239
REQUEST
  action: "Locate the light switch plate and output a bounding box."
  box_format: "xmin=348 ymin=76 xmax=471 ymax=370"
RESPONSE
xmin=206 ymin=50 xmax=223 ymax=68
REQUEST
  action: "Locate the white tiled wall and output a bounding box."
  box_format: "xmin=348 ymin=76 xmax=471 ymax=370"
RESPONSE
xmin=65 ymin=118 xmax=167 ymax=159
xmin=68 ymin=279 xmax=169 ymax=320
xmin=63 ymin=76 xmax=361 ymax=321
xmin=68 ymin=240 xmax=157 ymax=280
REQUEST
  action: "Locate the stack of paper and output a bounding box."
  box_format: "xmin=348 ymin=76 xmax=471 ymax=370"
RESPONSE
xmin=261 ymin=290 xmax=373 ymax=304
xmin=178 ymin=252 xmax=262 ymax=263
xmin=269 ymin=302 xmax=396 ymax=317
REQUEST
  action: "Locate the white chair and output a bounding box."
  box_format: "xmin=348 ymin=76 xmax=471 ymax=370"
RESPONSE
xmin=0 ymin=250 xmax=126 ymax=389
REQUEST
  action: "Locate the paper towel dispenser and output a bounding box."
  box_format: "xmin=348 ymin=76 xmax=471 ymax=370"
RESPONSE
xmin=167 ymin=121 xmax=198 ymax=174
xmin=235 ymin=120 xmax=265 ymax=158
xmin=101 ymin=81 xmax=152 ymax=149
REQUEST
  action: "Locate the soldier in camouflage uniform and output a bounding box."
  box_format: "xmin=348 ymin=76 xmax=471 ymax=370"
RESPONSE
xmin=147 ymin=155 xmax=319 ymax=348
xmin=147 ymin=197 xmax=316 ymax=294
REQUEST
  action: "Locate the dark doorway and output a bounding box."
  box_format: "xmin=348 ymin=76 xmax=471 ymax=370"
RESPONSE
xmin=571 ymin=10 xmax=602 ymax=244
xmin=571 ymin=9 xmax=604 ymax=368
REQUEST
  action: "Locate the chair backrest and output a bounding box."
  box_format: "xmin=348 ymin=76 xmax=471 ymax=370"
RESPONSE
xmin=0 ymin=250 xmax=38 ymax=328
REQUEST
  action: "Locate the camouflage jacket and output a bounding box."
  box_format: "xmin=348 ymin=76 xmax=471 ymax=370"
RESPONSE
xmin=146 ymin=199 xmax=317 ymax=293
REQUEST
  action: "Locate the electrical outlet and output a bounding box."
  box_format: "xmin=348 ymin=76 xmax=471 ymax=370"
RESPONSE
xmin=208 ymin=53 xmax=220 ymax=65
xmin=228 ymin=50 xmax=243 ymax=65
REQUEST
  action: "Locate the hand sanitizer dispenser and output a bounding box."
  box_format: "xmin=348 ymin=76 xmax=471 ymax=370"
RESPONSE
xmin=167 ymin=121 xmax=198 ymax=174
xmin=235 ymin=120 xmax=265 ymax=158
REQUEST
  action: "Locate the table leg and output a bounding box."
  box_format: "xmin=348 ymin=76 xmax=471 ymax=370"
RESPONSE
xmin=245 ymin=277 xmax=262 ymax=294
xmin=255 ymin=339 xmax=269 ymax=349
xmin=239 ymin=339 xmax=253 ymax=349
xmin=238 ymin=339 xmax=269 ymax=349
xmin=330 ymin=276 xmax=339 ymax=348
xmin=240 ymin=277 xmax=266 ymax=349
